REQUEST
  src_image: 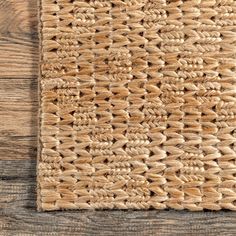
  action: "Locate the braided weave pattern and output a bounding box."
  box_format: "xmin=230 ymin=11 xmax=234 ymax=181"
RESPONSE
xmin=38 ymin=0 xmax=236 ymax=211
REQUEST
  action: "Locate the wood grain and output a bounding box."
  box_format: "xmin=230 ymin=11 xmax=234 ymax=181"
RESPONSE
xmin=0 ymin=36 xmax=38 ymax=78
xmin=0 ymin=0 xmax=236 ymax=235
xmin=0 ymin=0 xmax=37 ymax=34
xmin=0 ymin=0 xmax=38 ymax=79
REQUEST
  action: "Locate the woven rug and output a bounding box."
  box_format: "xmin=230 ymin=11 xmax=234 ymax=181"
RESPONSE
xmin=38 ymin=0 xmax=236 ymax=211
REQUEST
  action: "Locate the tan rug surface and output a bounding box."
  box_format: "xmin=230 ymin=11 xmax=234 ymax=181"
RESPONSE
xmin=38 ymin=0 xmax=236 ymax=211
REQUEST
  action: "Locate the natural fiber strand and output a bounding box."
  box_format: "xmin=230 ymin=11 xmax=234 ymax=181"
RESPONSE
xmin=38 ymin=0 xmax=236 ymax=211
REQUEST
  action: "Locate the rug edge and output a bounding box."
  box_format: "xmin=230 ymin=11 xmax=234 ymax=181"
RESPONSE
xmin=36 ymin=0 xmax=43 ymax=212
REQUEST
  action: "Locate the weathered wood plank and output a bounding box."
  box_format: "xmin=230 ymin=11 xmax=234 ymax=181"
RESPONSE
xmin=0 ymin=0 xmax=38 ymax=79
xmin=0 ymin=79 xmax=37 ymax=159
xmin=0 ymin=0 xmax=38 ymax=35
xmin=0 ymin=103 xmax=37 ymax=137
xmin=0 ymin=36 xmax=38 ymax=79
xmin=2 ymin=209 xmax=235 ymax=236
xmin=0 ymin=137 xmax=37 ymax=160
xmin=0 ymin=78 xmax=37 ymax=143
xmin=0 ymin=79 xmax=37 ymax=102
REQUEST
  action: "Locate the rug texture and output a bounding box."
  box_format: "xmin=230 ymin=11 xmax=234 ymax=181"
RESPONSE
xmin=38 ymin=0 xmax=236 ymax=211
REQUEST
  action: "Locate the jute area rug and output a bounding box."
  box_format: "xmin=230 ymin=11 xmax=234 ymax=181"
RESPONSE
xmin=38 ymin=0 xmax=236 ymax=211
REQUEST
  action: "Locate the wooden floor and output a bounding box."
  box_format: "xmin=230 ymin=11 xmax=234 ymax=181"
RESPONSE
xmin=0 ymin=0 xmax=236 ymax=235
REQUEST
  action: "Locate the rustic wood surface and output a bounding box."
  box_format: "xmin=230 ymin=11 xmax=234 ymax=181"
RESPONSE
xmin=0 ymin=0 xmax=236 ymax=235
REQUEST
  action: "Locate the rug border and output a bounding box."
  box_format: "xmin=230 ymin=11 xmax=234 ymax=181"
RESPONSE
xmin=36 ymin=0 xmax=43 ymax=212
